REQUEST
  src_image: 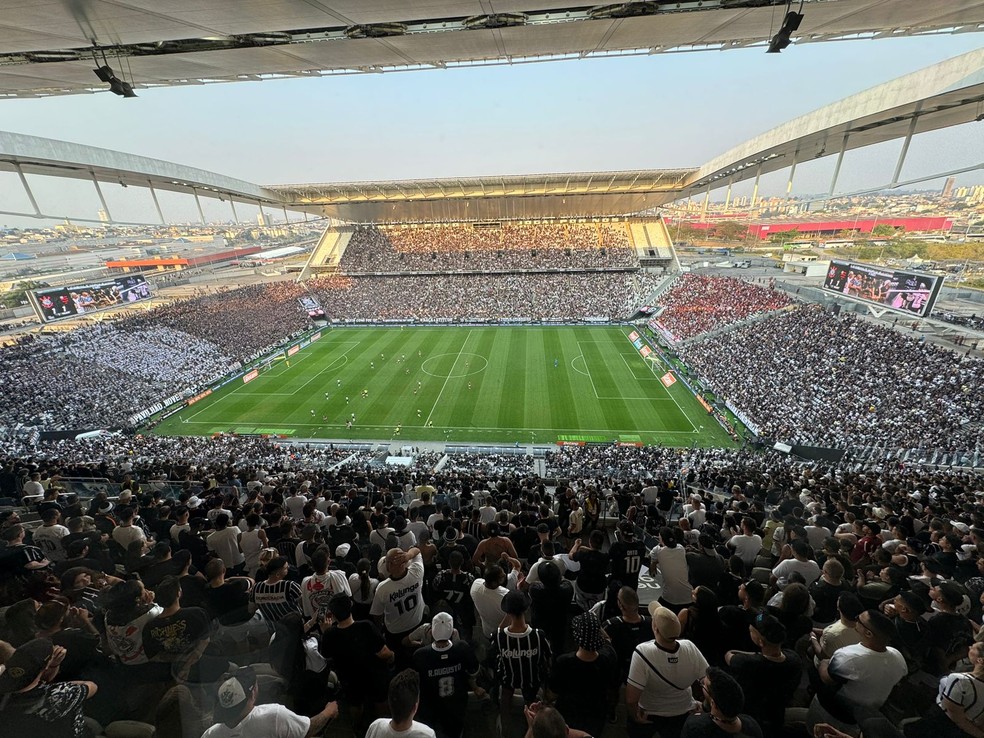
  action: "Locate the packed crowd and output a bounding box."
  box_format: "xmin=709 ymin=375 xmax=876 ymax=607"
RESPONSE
xmin=339 ymin=224 xmax=637 ymax=274
xmin=145 ymin=283 xmax=310 ymax=363
xmin=654 ymin=274 xmax=793 ymax=342
xmin=0 ymin=283 xmax=311 ymax=431
xmin=1 ymin=444 xmax=984 ymax=738
xmin=677 ymin=304 xmax=984 ymax=450
xmin=308 ymin=272 xmax=661 ymax=322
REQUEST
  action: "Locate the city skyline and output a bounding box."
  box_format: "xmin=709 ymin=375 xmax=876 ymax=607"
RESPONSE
xmin=1 ymin=33 xmax=983 ymax=228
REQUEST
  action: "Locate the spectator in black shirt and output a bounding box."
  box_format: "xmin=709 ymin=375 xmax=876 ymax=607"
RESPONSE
xmin=725 ymin=613 xmax=803 ymax=738
xmin=681 ymin=667 xmax=763 ymax=738
xmin=602 ymin=586 xmax=653 ymax=685
xmin=610 ymin=522 xmax=648 ymax=591
xmin=570 ymin=530 xmax=609 ymax=610
xmin=320 ymin=592 xmax=394 ymax=733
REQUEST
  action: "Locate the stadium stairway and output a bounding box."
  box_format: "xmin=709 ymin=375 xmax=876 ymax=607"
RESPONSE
xmin=297 ymin=227 xmax=352 ymax=280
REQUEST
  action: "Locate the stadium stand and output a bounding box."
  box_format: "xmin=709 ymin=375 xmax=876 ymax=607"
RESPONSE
xmin=337 ymin=222 xmax=638 ymax=274
xmin=652 ymin=273 xmax=794 ymax=342
xmin=678 ymin=303 xmax=984 ymax=451
xmin=1 ymin=440 xmax=982 ymax=738
xmin=307 ymin=272 xmax=660 ymax=322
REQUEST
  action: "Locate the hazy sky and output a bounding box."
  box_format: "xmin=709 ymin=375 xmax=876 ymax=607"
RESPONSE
xmin=1 ymin=33 xmax=983 ymax=228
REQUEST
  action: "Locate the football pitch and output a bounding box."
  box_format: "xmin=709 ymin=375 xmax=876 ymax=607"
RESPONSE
xmin=151 ymin=326 xmax=737 ymax=448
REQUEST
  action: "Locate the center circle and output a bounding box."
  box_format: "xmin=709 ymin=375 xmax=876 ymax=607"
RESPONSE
xmin=420 ymin=353 xmax=489 ymax=378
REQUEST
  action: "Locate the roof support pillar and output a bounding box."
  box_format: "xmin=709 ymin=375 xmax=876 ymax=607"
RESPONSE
xmin=827 ymin=133 xmax=850 ymax=200
xmin=892 ymin=110 xmax=921 ymax=186
xmin=701 ymin=184 xmax=711 ymax=219
xmin=724 ymin=177 xmax=734 ymax=211
xmin=750 ymin=164 xmax=763 ymax=208
xmin=90 ymin=171 xmax=111 ymax=223
xmin=229 ymin=198 xmax=239 ymax=223
xmin=14 ymin=163 xmax=42 ymax=217
xmin=785 ymin=151 xmax=800 ymax=201
xmin=192 ymin=188 xmax=206 ymax=224
xmin=147 ymin=181 xmax=165 ymax=224
xmin=283 ymin=206 xmax=289 ymax=223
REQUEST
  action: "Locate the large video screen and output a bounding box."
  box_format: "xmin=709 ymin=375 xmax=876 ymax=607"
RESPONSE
xmin=822 ymin=260 xmax=943 ymax=318
xmin=30 ymin=275 xmax=152 ymax=323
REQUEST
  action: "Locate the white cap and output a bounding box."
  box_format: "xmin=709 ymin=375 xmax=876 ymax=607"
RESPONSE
xmin=431 ymin=612 xmax=454 ymax=642
xmin=187 ymin=496 xmax=202 ymax=509
xmin=335 ymin=543 xmax=351 ymax=558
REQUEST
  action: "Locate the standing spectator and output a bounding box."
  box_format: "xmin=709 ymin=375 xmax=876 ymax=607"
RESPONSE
xmin=491 ymin=591 xmax=552 ymax=724
xmin=240 ymin=514 xmax=268 ymax=578
xmin=603 ymin=586 xmax=653 ymax=685
xmin=431 ymin=551 xmax=476 ymax=639
xmin=680 ymin=667 xmax=763 ymax=738
xmin=528 ymin=560 xmax=574 ymax=656
xmin=365 ymin=669 xmax=435 ymax=738
xmin=626 ymin=604 xmax=708 ymax=738
xmin=609 ymin=522 xmax=648 ymax=591
xmin=349 ymin=558 xmax=380 ymax=621
xmin=548 ymin=612 xmax=618 ymax=737
xmin=371 ymin=547 xmax=426 ymax=663
xmin=412 ymin=612 xmax=483 ymax=738
xmin=300 ymin=548 xmax=351 ymax=618
xmin=570 ymin=530 xmax=610 ymax=611
xmin=651 ymin=527 xmax=692 ymax=612
xmin=250 ymin=556 xmax=301 ymax=626
xmin=472 ymin=564 xmax=517 ymax=638
xmin=207 ymin=514 xmax=245 ymax=575
xmin=320 ymin=593 xmax=394 ymax=733
xmin=725 ymin=612 xmax=803 ymax=737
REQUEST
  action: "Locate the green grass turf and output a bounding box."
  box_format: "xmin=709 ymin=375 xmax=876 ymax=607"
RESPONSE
xmin=150 ymin=325 xmax=737 ymax=448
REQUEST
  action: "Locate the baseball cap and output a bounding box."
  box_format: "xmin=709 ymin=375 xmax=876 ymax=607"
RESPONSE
xmin=751 ymin=612 xmax=787 ymax=645
xmin=647 ymin=602 xmax=682 ymax=639
xmin=431 ymin=612 xmax=454 ymax=642
xmin=0 ymin=638 xmax=54 ymax=693
xmin=335 ymin=543 xmax=351 ymax=558
xmin=618 ymin=521 xmax=635 ymax=539
xmin=213 ymin=666 xmax=257 ymax=724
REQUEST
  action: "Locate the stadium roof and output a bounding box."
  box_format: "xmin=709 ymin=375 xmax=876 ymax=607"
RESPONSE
xmin=267 ymin=170 xmax=696 ymax=222
xmin=1 ymin=0 xmax=984 ymax=98
xmin=2 ymin=50 xmax=983 ymax=223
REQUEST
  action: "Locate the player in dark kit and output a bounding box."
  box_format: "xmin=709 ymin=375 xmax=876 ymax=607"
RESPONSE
xmin=608 ymin=521 xmax=648 ymax=591
xmin=411 ymin=612 xmax=483 ymax=738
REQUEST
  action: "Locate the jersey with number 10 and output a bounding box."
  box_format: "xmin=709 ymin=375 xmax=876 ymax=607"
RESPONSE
xmin=609 ymin=539 xmax=648 ymax=590
xmin=371 ymin=553 xmax=425 ymax=633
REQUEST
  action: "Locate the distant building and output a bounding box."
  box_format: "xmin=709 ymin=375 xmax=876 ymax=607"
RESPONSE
xmin=942 ymin=177 xmax=956 ymax=199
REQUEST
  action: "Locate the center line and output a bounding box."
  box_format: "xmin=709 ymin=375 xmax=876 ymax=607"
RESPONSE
xmin=424 ymin=330 xmax=473 ymax=428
